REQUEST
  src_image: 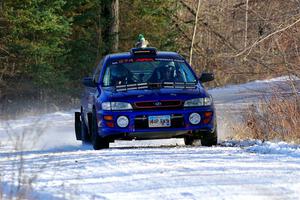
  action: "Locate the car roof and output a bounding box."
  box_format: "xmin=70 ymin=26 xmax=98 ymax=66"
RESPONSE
xmin=106 ymin=51 xmax=184 ymax=61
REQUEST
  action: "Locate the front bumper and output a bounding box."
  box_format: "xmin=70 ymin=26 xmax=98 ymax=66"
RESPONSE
xmin=97 ymin=106 xmax=216 ymax=139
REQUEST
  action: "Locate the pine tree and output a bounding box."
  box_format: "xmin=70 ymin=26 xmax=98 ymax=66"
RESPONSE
xmin=3 ymin=0 xmax=71 ymax=87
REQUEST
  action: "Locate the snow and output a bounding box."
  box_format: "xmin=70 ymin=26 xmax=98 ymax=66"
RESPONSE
xmin=0 ymin=76 xmax=300 ymax=199
xmin=209 ymin=75 xmax=300 ymax=106
xmin=246 ymin=141 xmax=300 ymax=156
xmin=254 ymin=75 xmax=300 ymax=83
xmin=221 ymin=140 xmax=300 ymax=156
xmin=209 ymin=75 xmax=299 ymax=140
xmin=1 ymin=143 xmax=300 ymax=199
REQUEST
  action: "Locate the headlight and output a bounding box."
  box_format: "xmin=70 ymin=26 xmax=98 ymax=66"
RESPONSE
xmin=184 ymin=97 xmax=212 ymax=107
xmin=101 ymin=102 xmax=133 ymax=110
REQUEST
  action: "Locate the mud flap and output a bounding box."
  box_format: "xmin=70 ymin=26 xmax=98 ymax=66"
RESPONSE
xmin=75 ymin=112 xmax=82 ymax=140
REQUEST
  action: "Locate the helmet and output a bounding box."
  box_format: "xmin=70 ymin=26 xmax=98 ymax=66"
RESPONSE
xmin=165 ymin=61 xmax=175 ymax=68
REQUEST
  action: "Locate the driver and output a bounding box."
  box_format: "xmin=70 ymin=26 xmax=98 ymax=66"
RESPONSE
xmin=110 ymin=65 xmax=133 ymax=85
xmin=159 ymin=62 xmax=176 ymax=82
xmin=148 ymin=61 xmax=179 ymax=83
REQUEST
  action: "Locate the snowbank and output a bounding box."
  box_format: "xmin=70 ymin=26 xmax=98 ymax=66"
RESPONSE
xmin=254 ymin=75 xmax=300 ymax=83
xmin=246 ymin=141 xmax=300 ymax=156
xmin=209 ymin=75 xmax=299 ymax=97
xmin=222 ymin=140 xmax=300 ymax=157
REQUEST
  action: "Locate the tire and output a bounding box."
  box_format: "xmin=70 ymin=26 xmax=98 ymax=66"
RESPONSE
xmin=200 ymin=129 xmax=218 ymax=147
xmin=91 ymin=108 xmax=109 ymax=150
xmin=81 ymin=112 xmax=91 ymax=144
xmin=184 ymin=135 xmax=194 ymax=145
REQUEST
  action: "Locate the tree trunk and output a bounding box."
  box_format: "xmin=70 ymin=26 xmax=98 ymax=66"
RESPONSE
xmin=245 ymin=0 xmax=249 ymax=48
xmin=0 ymin=0 xmax=3 ymax=13
xmin=110 ymin=0 xmax=119 ymax=53
xmin=0 ymin=0 xmax=5 ymax=26
xmin=189 ymin=0 xmax=201 ymax=65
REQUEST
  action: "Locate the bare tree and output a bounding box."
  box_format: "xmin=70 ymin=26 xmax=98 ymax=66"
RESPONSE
xmin=172 ymin=0 xmax=300 ymax=86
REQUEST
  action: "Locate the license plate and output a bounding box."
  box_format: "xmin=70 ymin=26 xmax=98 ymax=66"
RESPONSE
xmin=148 ymin=115 xmax=171 ymax=128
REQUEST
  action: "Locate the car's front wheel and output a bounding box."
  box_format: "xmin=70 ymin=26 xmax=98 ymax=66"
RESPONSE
xmin=91 ymin=108 xmax=109 ymax=150
xmin=200 ymin=129 xmax=218 ymax=146
xmin=184 ymin=129 xmax=218 ymax=146
xmin=184 ymin=135 xmax=195 ymax=145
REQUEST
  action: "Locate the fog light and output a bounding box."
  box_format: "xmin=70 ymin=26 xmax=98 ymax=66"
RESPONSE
xmin=189 ymin=113 xmax=201 ymax=125
xmin=117 ymin=116 xmax=129 ymax=128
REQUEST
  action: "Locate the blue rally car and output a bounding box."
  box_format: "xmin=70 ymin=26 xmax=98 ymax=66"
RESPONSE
xmin=75 ymin=47 xmax=217 ymax=150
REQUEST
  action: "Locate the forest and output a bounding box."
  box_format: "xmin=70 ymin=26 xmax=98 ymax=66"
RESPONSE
xmin=0 ymin=0 xmax=299 ymax=113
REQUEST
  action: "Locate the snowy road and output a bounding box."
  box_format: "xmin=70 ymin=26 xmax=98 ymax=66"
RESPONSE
xmin=2 ymin=141 xmax=300 ymax=200
xmin=0 ymin=76 xmax=300 ymax=199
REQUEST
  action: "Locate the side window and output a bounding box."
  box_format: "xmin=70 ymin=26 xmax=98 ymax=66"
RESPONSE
xmin=93 ymin=59 xmax=104 ymax=82
xmin=177 ymin=63 xmax=197 ymax=82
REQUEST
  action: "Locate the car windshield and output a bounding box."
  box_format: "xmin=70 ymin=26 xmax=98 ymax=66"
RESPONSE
xmin=103 ymin=58 xmax=197 ymax=87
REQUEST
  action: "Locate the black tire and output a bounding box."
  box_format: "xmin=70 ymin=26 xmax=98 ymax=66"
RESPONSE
xmin=184 ymin=135 xmax=194 ymax=145
xmin=91 ymin=109 xmax=109 ymax=150
xmin=201 ymin=130 xmax=218 ymax=147
xmin=81 ymin=112 xmax=91 ymax=144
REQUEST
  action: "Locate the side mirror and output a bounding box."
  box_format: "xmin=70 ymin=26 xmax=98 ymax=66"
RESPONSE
xmin=199 ymin=72 xmax=214 ymax=83
xmin=82 ymin=77 xmax=97 ymax=87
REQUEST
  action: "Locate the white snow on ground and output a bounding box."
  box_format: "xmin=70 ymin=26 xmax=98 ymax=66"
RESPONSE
xmin=1 ymin=142 xmax=300 ymax=200
xmin=209 ymin=75 xmax=300 ymax=104
xmin=0 ymin=76 xmax=300 ymax=199
xmin=0 ymin=111 xmax=77 ymax=151
xmin=246 ymin=141 xmax=300 ymax=156
xmin=222 ymin=140 xmax=300 ymax=156
xmin=254 ymin=75 xmax=300 ymax=83
xmin=209 ymin=75 xmax=299 ymax=139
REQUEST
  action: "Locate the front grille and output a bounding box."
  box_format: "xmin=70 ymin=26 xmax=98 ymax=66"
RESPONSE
xmin=134 ymin=100 xmax=183 ymax=110
xmin=134 ymin=114 xmax=185 ymax=129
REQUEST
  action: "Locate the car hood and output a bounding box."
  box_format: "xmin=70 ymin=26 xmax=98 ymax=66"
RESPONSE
xmin=101 ymin=85 xmax=209 ymax=103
